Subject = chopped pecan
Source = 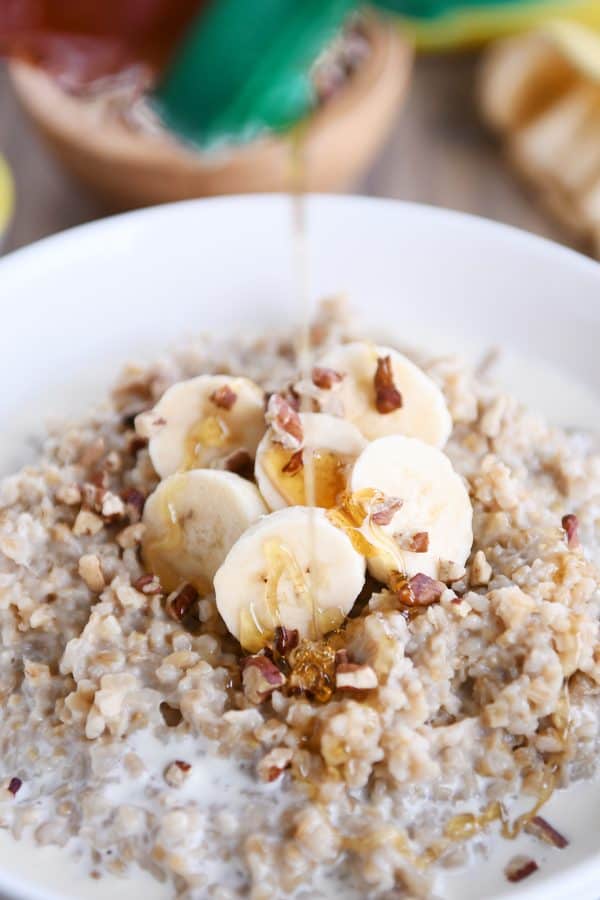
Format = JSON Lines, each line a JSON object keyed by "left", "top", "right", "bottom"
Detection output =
{"left": 524, "top": 816, "right": 569, "bottom": 849}
{"left": 7, "top": 777, "right": 21, "bottom": 796}
{"left": 334, "top": 648, "right": 350, "bottom": 667}
{"left": 164, "top": 760, "right": 191, "bottom": 787}
{"left": 241, "top": 655, "right": 286, "bottom": 704}
{"left": 127, "top": 435, "right": 148, "bottom": 455}
{"left": 562, "top": 513, "right": 579, "bottom": 549}
{"left": 470, "top": 549, "right": 492, "bottom": 586}
{"left": 210, "top": 384, "right": 237, "bottom": 410}
{"left": 392, "top": 572, "right": 444, "bottom": 607}
{"left": 274, "top": 626, "right": 299, "bottom": 656}
{"left": 78, "top": 554, "right": 105, "bottom": 593}
{"left": 282, "top": 450, "right": 303, "bottom": 475}
{"left": 505, "top": 856, "right": 538, "bottom": 883}
{"left": 121, "top": 487, "right": 146, "bottom": 522}
{"left": 174, "top": 759, "right": 191, "bottom": 772}
{"left": 266, "top": 394, "right": 303, "bottom": 448}
{"left": 374, "top": 356, "right": 403, "bottom": 414}
{"left": 395, "top": 531, "right": 429, "bottom": 552}
{"left": 312, "top": 366, "right": 343, "bottom": 389}
{"left": 133, "top": 573, "right": 163, "bottom": 595}
{"left": 222, "top": 449, "right": 254, "bottom": 480}
{"left": 335, "top": 663, "right": 378, "bottom": 692}
{"left": 258, "top": 747, "right": 293, "bottom": 782}
{"left": 160, "top": 701, "right": 183, "bottom": 727}
{"left": 100, "top": 491, "right": 126, "bottom": 519}
{"left": 73, "top": 510, "right": 104, "bottom": 537}
{"left": 371, "top": 496, "right": 403, "bottom": 526}
{"left": 166, "top": 584, "right": 198, "bottom": 622}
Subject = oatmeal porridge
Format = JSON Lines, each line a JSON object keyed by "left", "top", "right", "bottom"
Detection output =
{"left": 1, "top": 298, "right": 599, "bottom": 900}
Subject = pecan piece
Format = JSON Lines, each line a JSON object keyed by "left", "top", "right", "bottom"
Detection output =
{"left": 121, "top": 487, "right": 146, "bottom": 521}
{"left": 274, "top": 626, "right": 299, "bottom": 656}
{"left": 505, "top": 856, "right": 538, "bottom": 883}
{"left": 562, "top": 513, "right": 579, "bottom": 549}
{"left": 166, "top": 584, "right": 198, "bottom": 622}
{"left": 524, "top": 816, "right": 569, "bottom": 849}
{"left": 312, "top": 366, "right": 343, "bottom": 389}
{"left": 395, "top": 531, "right": 429, "bottom": 552}
{"left": 160, "top": 701, "right": 183, "bottom": 727}
{"left": 371, "top": 496, "right": 403, "bottom": 526}
{"left": 241, "top": 655, "right": 286, "bottom": 704}
{"left": 392, "top": 572, "right": 444, "bottom": 606}
{"left": 282, "top": 450, "right": 303, "bottom": 475}
{"left": 266, "top": 394, "right": 303, "bottom": 448}
{"left": 335, "top": 663, "right": 378, "bottom": 692}
{"left": 258, "top": 747, "right": 294, "bottom": 782}
{"left": 134, "top": 573, "right": 163, "bottom": 595}
{"left": 374, "top": 356, "right": 403, "bottom": 414}
{"left": 210, "top": 385, "right": 237, "bottom": 410}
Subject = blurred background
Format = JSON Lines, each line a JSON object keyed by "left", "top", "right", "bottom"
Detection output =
{"left": 1, "top": 0, "right": 600, "bottom": 255}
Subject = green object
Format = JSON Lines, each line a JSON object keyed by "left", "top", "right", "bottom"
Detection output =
{"left": 154, "top": 0, "right": 358, "bottom": 149}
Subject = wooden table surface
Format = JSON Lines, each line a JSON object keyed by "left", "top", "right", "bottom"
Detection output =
{"left": 0, "top": 53, "right": 576, "bottom": 255}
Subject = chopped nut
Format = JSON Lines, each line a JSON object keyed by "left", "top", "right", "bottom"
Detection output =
{"left": 55, "top": 484, "right": 82, "bottom": 506}
{"left": 395, "top": 531, "right": 429, "bottom": 552}
{"left": 391, "top": 572, "right": 444, "bottom": 606}
{"left": 371, "top": 496, "right": 403, "bottom": 526}
{"left": 524, "top": 816, "right": 569, "bottom": 849}
{"left": 81, "top": 482, "right": 104, "bottom": 511}
{"left": 274, "top": 626, "right": 299, "bottom": 656}
{"left": 73, "top": 510, "right": 104, "bottom": 537}
{"left": 100, "top": 492, "right": 126, "bottom": 519}
{"left": 335, "top": 663, "right": 378, "bottom": 692}
{"left": 222, "top": 449, "right": 254, "bottom": 480}
{"left": 334, "top": 649, "right": 350, "bottom": 667}
{"left": 164, "top": 760, "right": 191, "bottom": 787}
{"left": 210, "top": 384, "right": 237, "bottom": 410}
{"left": 116, "top": 522, "right": 145, "bottom": 549}
{"left": 133, "top": 573, "right": 163, "bottom": 595}
{"left": 78, "top": 554, "right": 105, "bottom": 593}
{"left": 241, "top": 655, "right": 286, "bottom": 704}
{"left": 257, "top": 747, "right": 293, "bottom": 782}
{"left": 562, "top": 513, "right": 579, "bottom": 549}
{"left": 7, "top": 777, "right": 21, "bottom": 796}
{"left": 312, "top": 366, "right": 343, "bottom": 389}
{"left": 282, "top": 450, "right": 303, "bottom": 475}
{"left": 127, "top": 435, "right": 148, "bottom": 455}
{"left": 120, "top": 487, "right": 146, "bottom": 522}
{"left": 166, "top": 584, "right": 198, "bottom": 622}
{"left": 159, "top": 701, "right": 183, "bottom": 728}
{"left": 505, "top": 855, "right": 538, "bottom": 883}
{"left": 266, "top": 394, "right": 303, "bottom": 449}
{"left": 438, "top": 559, "right": 466, "bottom": 582}
{"left": 470, "top": 549, "right": 492, "bottom": 587}
{"left": 374, "top": 356, "right": 403, "bottom": 414}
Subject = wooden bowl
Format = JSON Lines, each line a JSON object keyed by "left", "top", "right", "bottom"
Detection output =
{"left": 9, "top": 17, "right": 412, "bottom": 210}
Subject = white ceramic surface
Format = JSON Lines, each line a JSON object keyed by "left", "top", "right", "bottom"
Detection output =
{"left": 0, "top": 195, "right": 599, "bottom": 900}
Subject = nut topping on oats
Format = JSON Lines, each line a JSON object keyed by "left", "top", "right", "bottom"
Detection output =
{"left": 351, "top": 435, "right": 473, "bottom": 585}
{"left": 142, "top": 469, "right": 267, "bottom": 592}
{"left": 214, "top": 507, "right": 365, "bottom": 651}
{"left": 255, "top": 412, "right": 366, "bottom": 511}
{"left": 316, "top": 341, "right": 452, "bottom": 445}
{"left": 136, "top": 374, "right": 265, "bottom": 477}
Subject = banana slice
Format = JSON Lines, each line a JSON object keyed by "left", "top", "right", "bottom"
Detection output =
{"left": 254, "top": 412, "right": 366, "bottom": 511}
{"left": 345, "top": 435, "right": 472, "bottom": 585}
{"left": 315, "top": 342, "right": 452, "bottom": 447}
{"left": 136, "top": 375, "right": 266, "bottom": 478}
{"left": 142, "top": 469, "right": 267, "bottom": 593}
{"left": 214, "top": 507, "right": 366, "bottom": 652}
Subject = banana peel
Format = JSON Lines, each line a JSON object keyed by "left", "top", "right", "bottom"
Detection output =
{"left": 480, "top": 21, "right": 600, "bottom": 255}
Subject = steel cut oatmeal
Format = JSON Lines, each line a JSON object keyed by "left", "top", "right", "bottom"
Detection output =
{"left": 0, "top": 299, "right": 599, "bottom": 899}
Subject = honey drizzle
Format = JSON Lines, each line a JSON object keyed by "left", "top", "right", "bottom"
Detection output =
{"left": 262, "top": 444, "right": 351, "bottom": 508}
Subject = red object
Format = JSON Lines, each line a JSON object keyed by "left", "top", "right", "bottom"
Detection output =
{"left": 0, "top": 0, "right": 204, "bottom": 88}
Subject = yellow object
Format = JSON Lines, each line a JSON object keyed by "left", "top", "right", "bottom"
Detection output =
{"left": 0, "top": 155, "right": 14, "bottom": 240}
{"left": 397, "top": 0, "right": 600, "bottom": 51}
{"left": 542, "top": 19, "right": 600, "bottom": 81}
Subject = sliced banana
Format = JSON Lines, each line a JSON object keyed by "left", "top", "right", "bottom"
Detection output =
{"left": 142, "top": 469, "right": 267, "bottom": 594}
{"left": 214, "top": 507, "right": 366, "bottom": 652}
{"left": 136, "top": 375, "right": 266, "bottom": 478}
{"left": 255, "top": 412, "right": 366, "bottom": 511}
{"left": 347, "top": 435, "right": 472, "bottom": 585}
{"left": 315, "top": 342, "right": 452, "bottom": 447}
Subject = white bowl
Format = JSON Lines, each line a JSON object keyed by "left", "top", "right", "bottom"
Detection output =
{"left": 0, "top": 195, "right": 599, "bottom": 900}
